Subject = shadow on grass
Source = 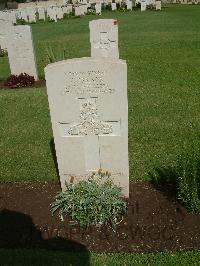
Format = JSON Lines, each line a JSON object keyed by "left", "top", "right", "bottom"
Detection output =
{"left": 0, "top": 209, "right": 90, "bottom": 265}
{"left": 49, "top": 138, "right": 60, "bottom": 184}
{"left": 149, "top": 166, "right": 179, "bottom": 202}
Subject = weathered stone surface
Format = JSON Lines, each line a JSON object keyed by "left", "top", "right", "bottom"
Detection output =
{"left": 89, "top": 19, "right": 119, "bottom": 59}
{"left": 45, "top": 57, "right": 129, "bottom": 197}
{"left": 7, "top": 25, "right": 38, "bottom": 80}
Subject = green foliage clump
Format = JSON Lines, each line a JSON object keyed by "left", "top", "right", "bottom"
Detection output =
{"left": 51, "top": 170, "right": 127, "bottom": 229}
{"left": 151, "top": 142, "right": 200, "bottom": 213}
{"left": 177, "top": 143, "right": 200, "bottom": 213}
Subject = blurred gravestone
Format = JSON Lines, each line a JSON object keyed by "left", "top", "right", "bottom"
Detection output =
{"left": 89, "top": 19, "right": 119, "bottom": 59}
{"left": 95, "top": 3, "right": 101, "bottom": 14}
{"left": 156, "top": 0, "right": 161, "bottom": 10}
{"left": 0, "top": 19, "right": 12, "bottom": 50}
{"left": 38, "top": 7, "right": 46, "bottom": 21}
{"left": 7, "top": 25, "right": 38, "bottom": 80}
{"left": 111, "top": 2, "right": 117, "bottom": 10}
{"left": 141, "top": 0, "right": 147, "bottom": 11}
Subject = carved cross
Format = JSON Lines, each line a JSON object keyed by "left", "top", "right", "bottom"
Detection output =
{"left": 94, "top": 32, "right": 117, "bottom": 57}
{"left": 59, "top": 97, "right": 120, "bottom": 171}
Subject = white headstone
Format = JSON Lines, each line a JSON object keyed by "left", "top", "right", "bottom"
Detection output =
{"left": 7, "top": 25, "right": 38, "bottom": 80}
{"left": 155, "top": 0, "right": 161, "bottom": 10}
{"left": 0, "top": 19, "right": 12, "bottom": 49}
{"left": 95, "top": 3, "right": 102, "bottom": 14}
{"left": 15, "top": 9, "right": 22, "bottom": 20}
{"left": 75, "top": 5, "right": 85, "bottom": 16}
{"left": 81, "top": 4, "right": 88, "bottom": 14}
{"left": 127, "top": 0, "right": 133, "bottom": 10}
{"left": 21, "top": 9, "right": 29, "bottom": 22}
{"left": 38, "top": 7, "right": 46, "bottom": 20}
{"left": 141, "top": 0, "right": 146, "bottom": 11}
{"left": 27, "top": 7, "right": 36, "bottom": 23}
{"left": 111, "top": 2, "right": 117, "bottom": 10}
{"left": 66, "top": 5, "right": 73, "bottom": 13}
{"left": 45, "top": 57, "right": 129, "bottom": 197}
{"left": 56, "top": 6, "right": 63, "bottom": 19}
{"left": 47, "top": 6, "right": 57, "bottom": 22}
{"left": 62, "top": 6, "right": 68, "bottom": 14}
{"left": 89, "top": 19, "right": 119, "bottom": 59}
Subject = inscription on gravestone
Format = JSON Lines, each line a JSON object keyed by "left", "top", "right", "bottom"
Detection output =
{"left": 89, "top": 19, "right": 119, "bottom": 59}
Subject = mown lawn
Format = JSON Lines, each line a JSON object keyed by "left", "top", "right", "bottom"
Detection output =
{"left": 0, "top": 249, "right": 200, "bottom": 265}
{"left": 1, "top": 5, "right": 200, "bottom": 183}
{"left": 0, "top": 5, "right": 200, "bottom": 263}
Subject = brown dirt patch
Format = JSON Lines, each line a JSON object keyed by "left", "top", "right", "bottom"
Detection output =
{"left": 0, "top": 181, "right": 200, "bottom": 252}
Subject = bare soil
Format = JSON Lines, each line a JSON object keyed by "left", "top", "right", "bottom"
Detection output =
{"left": 0, "top": 181, "right": 200, "bottom": 252}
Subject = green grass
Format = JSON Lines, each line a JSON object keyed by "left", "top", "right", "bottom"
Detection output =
{"left": 1, "top": 5, "right": 200, "bottom": 182}
{"left": 0, "top": 5, "right": 200, "bottom": 263}
{"left": 0, "top": 249, "right": 200, "bottom": 265}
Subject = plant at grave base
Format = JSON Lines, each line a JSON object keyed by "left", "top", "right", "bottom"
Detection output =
{"left": 51, "top": 170, "right": 127, "bottom": 230}
{"left": 0, "top": 48, "right": 8, "bottom": 57}
{"left": 4, "top": 73, "right": 35, "bottom": 88}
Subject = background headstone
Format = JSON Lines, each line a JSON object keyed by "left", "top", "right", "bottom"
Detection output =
{"left": 47, "top": 7, "right": 57, "bottom": 22}
{"left": 75, "top": 5, "right": 85, "bottom": 16}
{"left": 156, "top": 0, "right": 161, "bottom": 10}
{"left": 21, "top": 9, "right": 29, "bottom": 22}
{"left": 89, "top": 19, "right": 119, "bottom": 59}
{"left": 141, "top": 0, "right": 146, "bottom": 11}
{"left": 95, "top": 3, "right": 102, "bottom": 14}
{"left": 127, "top": 1, "right": 133, "bottom": 10}
{"left": 56, "top": 6, "right": 63, "bottom": 19}
{"left": 45, "top": 57, "right": 129, "bottom": 197}
{"left": 7, "top": 25, "right": 38, "bottom": 80}
{"left": 111, "top": 2, "right": 117, "bottom": 10}
{"left": 38, "top": 7, "right": 46, "bottom": 20}
{"left": 0, "top": 19, "right": 12, "bottom": 50}
{"left": 66, "top": 5, "right": 73, "bottom": 13}
{"left": 27, "top": 7, "right": 36, "bottom": 23}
